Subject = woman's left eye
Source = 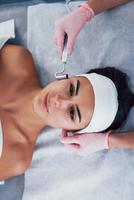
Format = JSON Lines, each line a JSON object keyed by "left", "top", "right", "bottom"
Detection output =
{"left": 69, "top": 83, "right": 75, "bottom": 96}
{"left": 70, "top": 106, "right": 75, "bottom": 121}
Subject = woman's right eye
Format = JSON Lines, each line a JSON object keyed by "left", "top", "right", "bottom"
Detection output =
{"left": 69, "top": 83, "right": 75, "bottom": 96}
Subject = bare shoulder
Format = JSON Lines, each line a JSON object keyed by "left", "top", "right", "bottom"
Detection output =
{"left": 0, "top": 44, "right": 38, "bottom": 79}
{"left": 0, "top": 139, "right": 34, "bottom": 180}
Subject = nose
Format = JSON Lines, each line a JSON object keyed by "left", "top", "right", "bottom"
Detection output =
{"left": 54, "top": 94, "right": 71, "bottom": 109}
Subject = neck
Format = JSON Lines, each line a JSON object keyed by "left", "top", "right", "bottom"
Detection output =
{"left": 1, "top": 87, "right": 48, "bottom": 141}
{"left": 20, "top": 88, "right": 48, "bottom": 136}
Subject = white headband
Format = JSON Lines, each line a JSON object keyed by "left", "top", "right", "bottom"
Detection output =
{"left": 77, "top": 73, "right": 118, "bottom": 133}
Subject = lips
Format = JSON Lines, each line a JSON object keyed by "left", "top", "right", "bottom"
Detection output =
{"left": 44, "top": 93, "right": 49, "bottom": 113}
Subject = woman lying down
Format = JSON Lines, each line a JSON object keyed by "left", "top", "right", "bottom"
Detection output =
{"left": 0, "top": 44, "right": 134, "bottom": 181}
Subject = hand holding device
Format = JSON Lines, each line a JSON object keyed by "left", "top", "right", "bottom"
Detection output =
{"left": 54, "top": 3, "right": 94, "bottom": 57}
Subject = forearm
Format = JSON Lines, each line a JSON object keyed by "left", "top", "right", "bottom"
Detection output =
{"left": 88, "top": 0, "right": 131, "bottom": 15}
{"left": 108, "top": 131, "right": 134, "bottom": 149}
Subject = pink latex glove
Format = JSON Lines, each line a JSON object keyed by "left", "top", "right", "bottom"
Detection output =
{"left": 54, "top": 3, "right": 94, "bottom": 57}
{"left": 60, "top": 129, "right": 111, "bottom": 156}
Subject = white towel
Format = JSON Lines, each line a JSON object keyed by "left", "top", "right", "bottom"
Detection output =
{"left": 0, "top": 19, "right": 15, "bottom": 48}
{"left": 23, "top": 2, "right": 134, "bottom": 200}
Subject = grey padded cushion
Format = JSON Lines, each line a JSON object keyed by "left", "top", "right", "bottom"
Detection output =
{"left": 0, "top": 175, "right": 25, "bottom": 200}
{"left": 0, "top": 1, "right": 32, "bottom": 46}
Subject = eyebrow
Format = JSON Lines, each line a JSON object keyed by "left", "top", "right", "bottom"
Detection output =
{"left": 75, "top": 79, "right": 81, "bottom": 123}
{"left": 75, "top": 80, "right": 80, "bottom": 95}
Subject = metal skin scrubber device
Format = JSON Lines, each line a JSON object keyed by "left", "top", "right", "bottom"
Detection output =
{"left": 55, "top": 34, "right": 69, "bottom": 80}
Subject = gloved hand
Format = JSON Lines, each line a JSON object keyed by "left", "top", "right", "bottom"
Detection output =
{"left": 54, "top": 3, "right": 94, "bottom": 57}
{"left": 60, "top": 129, "right": 111, "bottom": 156}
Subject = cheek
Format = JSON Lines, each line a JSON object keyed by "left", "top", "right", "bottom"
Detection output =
{"left": 47, "top": 110, "right": 68, "bottom": 128}
{"left": 47, "top": 112, "right": 83, "bottom": 130}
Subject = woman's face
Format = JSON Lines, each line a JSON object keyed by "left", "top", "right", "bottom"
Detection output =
{"left": 34, "top": 76, "right": 94, "bottom": 131}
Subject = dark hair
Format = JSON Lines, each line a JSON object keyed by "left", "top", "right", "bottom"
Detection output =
{"left": 87, "top": 67, "right": 134, "bottom": 131}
